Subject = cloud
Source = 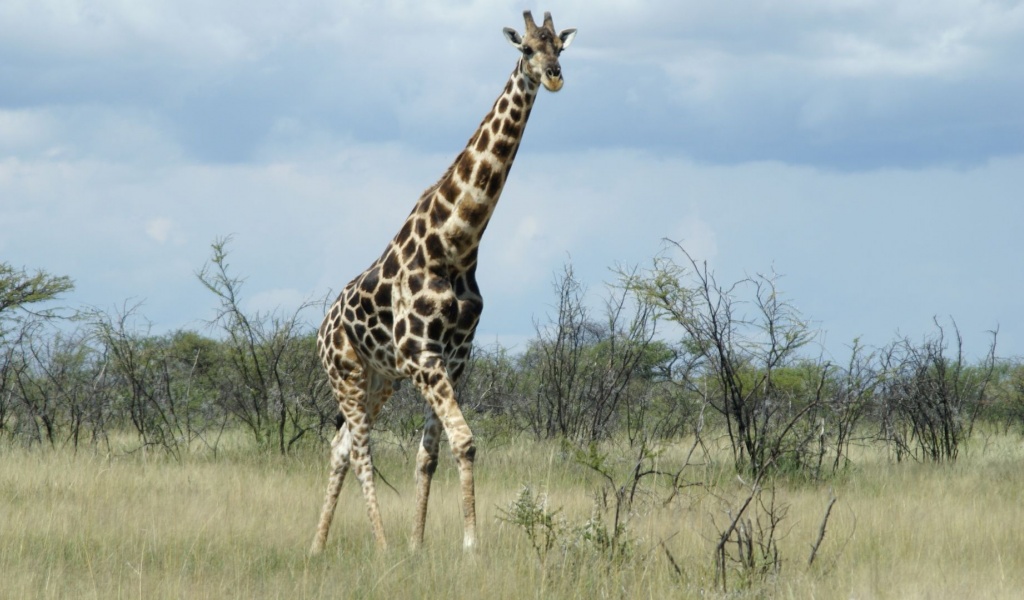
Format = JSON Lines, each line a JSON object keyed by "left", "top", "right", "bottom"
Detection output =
{"left": 3, "top": 132, "right": 1022, "bottom": 356}
{"left": 557, "top": 0, "right": 1024, "bottom": 167}
{"left": 674, "top": 214, "right": 718, "bottom": 263}
{"left": 2, "top": 2, "right": 1023, "bottom": 359}
{"left": 145, "top": 218, "right": 176, "bottom": 244}
{"left": 0, "top": 109, "right": 57, "bottom": 154}
{"left": 4, "top": 1, "right": 1023, "bottom": 167}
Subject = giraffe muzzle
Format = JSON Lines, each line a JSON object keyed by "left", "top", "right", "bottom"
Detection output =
{"left": 542, "top": 65, "right": 564, "bottom": 92}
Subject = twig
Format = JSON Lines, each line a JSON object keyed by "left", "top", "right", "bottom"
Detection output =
{"left": 808, "top": 492, "right": 837, "bottom": 566}
{"left": 714, "top": 481, "right": 759, "bottom": 591}
{"left": 374, "top": 465, "right": 400, "bottom": 496}
{"left": 660, "top": 539, "right": 683, "bottom": 578}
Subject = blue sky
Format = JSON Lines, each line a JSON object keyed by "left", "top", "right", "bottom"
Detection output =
{"left": 2, "top": 0, "right": 1022, "bottom": 360}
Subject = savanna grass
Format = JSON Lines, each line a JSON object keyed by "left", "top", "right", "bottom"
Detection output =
{"left": 2, "top": 431, "right": 1023, "bottom": 599}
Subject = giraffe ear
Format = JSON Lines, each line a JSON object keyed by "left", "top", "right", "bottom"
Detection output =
{"left": 503, "top": 27, "right": 523, "bottom": 49}
{"left": 559, "top": 29, "right": 577, "bottom": 50}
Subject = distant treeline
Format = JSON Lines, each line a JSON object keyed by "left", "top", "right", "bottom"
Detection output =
{"left": 2, "top": 241, "right": 1022, "bottom": 477}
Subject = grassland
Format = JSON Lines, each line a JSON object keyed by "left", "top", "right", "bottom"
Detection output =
{"left": 2, "top": 432, "right": 1023, "bottom": 599}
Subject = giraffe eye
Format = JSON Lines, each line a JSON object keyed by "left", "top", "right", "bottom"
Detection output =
{"left": 522, "top": 46, "right": 534, "bottom": 57}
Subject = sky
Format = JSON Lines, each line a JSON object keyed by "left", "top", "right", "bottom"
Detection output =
{"left": 2, "top": 0, "right": 1023, "bottom": 361}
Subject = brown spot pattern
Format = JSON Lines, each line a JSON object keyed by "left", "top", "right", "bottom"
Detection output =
{"left": 312, "top": 11, "right": 569, "bottom": 557}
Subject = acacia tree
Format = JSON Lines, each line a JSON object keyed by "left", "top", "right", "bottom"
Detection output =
{"left": 627, "top": 242, "right": 827, "bottom": 477}
{"left": 197, "top": 237, "right": 329, "bottom": 453}
{"left": 522, "top": 264, "right": 662, "bottom": 442}
{"left": 0, "top": 263, "right": 74, "bottom": 328}
{"left": 0, "top": 263, "right": 75, "bottom": 440}
{"left": 821, "top": 339, "right": 879, "bottom": 474}
{"left": 88, "top": 304, "right": 210, "bottom": 457}
{"left": 996, "top": 361, "right": 1024, "bottom": 434}
{"left": 14, "top": 325, "right": 100, "bottom": 448}
{"left": 877, "top": 319, "right": 997, "bottom": 462}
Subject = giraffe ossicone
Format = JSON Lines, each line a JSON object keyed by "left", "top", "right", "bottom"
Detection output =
{"left": 310, "top": 10, "right": 577, "bottom": 555}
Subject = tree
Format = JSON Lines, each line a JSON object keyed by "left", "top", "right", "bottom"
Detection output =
{"left": 876, "top": 319, "right": 997, "bottom": 462}
{"left": 0, "top": 263, "right": 74, "bottom": 329}
{"left": 522, "top": 263, "right": 664, "bottom": 442}
{"left": 627, "top": 242, "right": 828, "bottom": 477}
{"left": 197, "top": 237, "right": 328, "bottom": 453}
{"left": 0, "top": 263, "right": 75, "bottom": 440}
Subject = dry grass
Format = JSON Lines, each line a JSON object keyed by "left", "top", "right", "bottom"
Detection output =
{"left": 2, "top": 432, "right": 1023, "bottom": 599}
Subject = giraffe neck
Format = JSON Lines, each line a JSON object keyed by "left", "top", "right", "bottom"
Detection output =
{"left": 414, "top": 59, "right": 540, "bottom": 268}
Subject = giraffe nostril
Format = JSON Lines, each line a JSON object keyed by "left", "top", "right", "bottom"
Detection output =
{"left": 546, "top": 65, "right": 561, "bottom": 78}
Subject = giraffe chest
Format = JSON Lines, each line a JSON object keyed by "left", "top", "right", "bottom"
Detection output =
{"left": 331, "top": 262, "right": 483, "bottom": 377}
{"left": 392, "top": 268, "right": 484, "bottom": 355}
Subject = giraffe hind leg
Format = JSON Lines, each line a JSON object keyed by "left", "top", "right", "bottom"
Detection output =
{"left": 411, "top": 410, "right": 442, "bottom": 550}
{"left": 345, "top": 403, "right": 388, "bottom": 549}
{"left": 311, "top": 420, "right": 354, "bottom": 555}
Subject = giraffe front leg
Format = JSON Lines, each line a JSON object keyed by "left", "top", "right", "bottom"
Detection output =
{"left": 412, "top": 365, "right": 477, "bottom": 551}
{"left": 454, "top": 423, "right": 478, "bottom": 551}
{"left": 411, "top": 411, "right": 442, "bottom": 550}
{"left": 311, "top": 419, "right": 353, "bottom": 555}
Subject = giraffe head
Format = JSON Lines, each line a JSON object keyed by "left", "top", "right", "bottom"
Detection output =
{"left": 502, "top": 10, "right": 576, "bottom": 92}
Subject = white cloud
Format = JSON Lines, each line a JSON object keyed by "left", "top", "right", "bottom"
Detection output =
{"left": 674, "top": 214, "right": 718, "bottom": 263}
{"left": 3, "top": 138, "right": 1022, "bottom": 357}
{"left": 5, "top": 1, "right": 1022, "bottom": 166}
{"left": 0, "top": 109, "right": 56, "bottom": 153}
{"left": 145, "top": 218, "right": 176, "bottom": 244}
{"left": 0, "top": 0, "right": 325, "bottom": 65}
{"left": 2, "top": 1, "right": 1023, "bottom": 360}
{"left": 810, "top": 28, "right": 979, "bottom": 78}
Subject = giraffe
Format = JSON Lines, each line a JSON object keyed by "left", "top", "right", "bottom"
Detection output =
{"left": 310, "top": 10, "right": 577, "bottom": 555}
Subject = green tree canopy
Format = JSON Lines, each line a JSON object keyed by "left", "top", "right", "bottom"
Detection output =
{"left": 0, "top": 262, "right": 74, "bottom": 328}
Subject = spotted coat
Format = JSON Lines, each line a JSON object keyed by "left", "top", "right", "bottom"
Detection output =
{"left": 311, "top": 10, "right": 577, "bottom": 555}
